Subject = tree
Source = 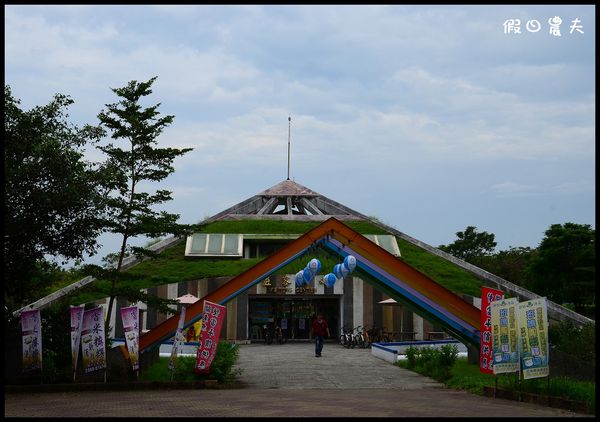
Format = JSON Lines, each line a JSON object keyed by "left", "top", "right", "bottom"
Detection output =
{"left": 439, "top": 226, "right": 497, "bottom": 263}
{"left": 472, "top": 246, "right": 534, "bottom": 286}
{"left": 524, "top": 223, "right": 595, "bottom": 313}
{"left": 94, "top": 76, "right": 193, "bottom": 331}
{"left": 4, "top": 86, "right": 107, "bottom": 311}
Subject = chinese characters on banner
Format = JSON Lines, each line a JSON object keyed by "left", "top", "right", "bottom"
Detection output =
{"left": 169, "top": 307, "right": 187, "bottom": 371}
{"left": 20, "top": 309, "right": 42, "bottom": 372}
{"left": 480, "top": 287, "right": 504, "bottom": 374}
{"left": 518, "top": 298, "right": 549, "bottom": 380}
{"left": 490, "top": 298, "right": 520, "bottom": 374}
{"left": 70, "top": 305, "right": 85, "bottom": 375}
{"left": 81, "top": 307, "right": 106, "bottom": 374}
{"left": 195, "top": 300, "right": 226, "bottom": 374}
{"left": 120, "top": 306, "right": 140, "bottom": 371}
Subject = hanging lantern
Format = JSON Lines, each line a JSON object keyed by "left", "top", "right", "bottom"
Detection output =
{"left": 340, "top": 264, "right": 349, "bottom": 278}
{"left": 308, "top": 258, "right": 321, "bottom": 276}
{"left": 343, "top": 255, "right": 357, "bottom": 273}
{"left": 333, "top": 263, "right": 343, "bottom": 279}
{"left": 302, "top": 267, "right": 313, "bottom": 285}
{"left": 295, "top": 270, "right": 304, "bottom": 287}
{"left": 323, "top": 273, "right": 337, "bottom": 287}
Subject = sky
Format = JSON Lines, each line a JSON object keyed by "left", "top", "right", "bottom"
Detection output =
{"left": 4, "top": 5, "right": 596, "bottom": 267}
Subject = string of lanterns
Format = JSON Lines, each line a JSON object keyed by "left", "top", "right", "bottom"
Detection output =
{"left": 295, "top": 255, "right": 357, "bottom": 288}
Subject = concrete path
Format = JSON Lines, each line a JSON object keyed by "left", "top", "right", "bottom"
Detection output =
{"left": 4, "top": 342, "right": 592, "bottom": 417}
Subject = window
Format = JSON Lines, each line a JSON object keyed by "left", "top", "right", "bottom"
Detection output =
{"left": 364, "top": 234, "right": 402, "bottom": 256}
{"left": 185, "top": 234, "right": 243, "bottom": 257}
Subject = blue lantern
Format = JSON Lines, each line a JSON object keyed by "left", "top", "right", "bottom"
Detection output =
{"left": 323, "top": 273, "right": 337, "bottom": 287}
{"left": 340, "top": 264, "right": 349, "bottom": 278}
{"left": 303, "top": 267, "right": 313, "bottom": 285}
{"left": 343, "top": 255, "right": 357, "bottom": 273}
{"left": 295, "top": 270, "right": 304, "bottom": 287}
{"left": 308, "top": 258, "right": 321, "bottom": 276}
{"left": 333, "top": 264, "right": 343, "bottom": 279}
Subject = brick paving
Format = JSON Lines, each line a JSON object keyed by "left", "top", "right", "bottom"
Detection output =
{"left": 4, "top": 342, "right": 591, "bottom": 417}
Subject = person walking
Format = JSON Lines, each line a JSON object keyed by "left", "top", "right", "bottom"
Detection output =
{"left": 312, "top": 313, "right": 330, "bottom": 357}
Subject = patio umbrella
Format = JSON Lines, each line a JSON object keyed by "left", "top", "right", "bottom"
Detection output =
{"left": 176, "top": 293, "right": 199, "bottom": 304}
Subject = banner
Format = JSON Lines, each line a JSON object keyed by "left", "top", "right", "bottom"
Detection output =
{"left": 169, "top": 307, "right": 187, "bottom": 371}
{"left": 480, "top": 287, "right": 504, "bottom": 374}
{"left": 490, "top": 298, "right": 520, "bottom": 374}
{"left": 70, "top": 305, "right": 85, "bottom": 374}
{"left": 81, "top": 307, "right": 107, "bottom": 374}
{"left": 518, "top": 298, "right": 550, "bottom": 379}
{"left": 195, "top": 300, "right": 226, "bottom": 374}
{"left": 120, "top": 306, "right": 140, "bottom": 371}
{"left": 20, "top": 309, "right": 42, "bottom": 372}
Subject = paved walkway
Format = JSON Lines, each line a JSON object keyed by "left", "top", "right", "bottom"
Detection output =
{"left": 4, "top": 342, "right": 591, "bottom": 417}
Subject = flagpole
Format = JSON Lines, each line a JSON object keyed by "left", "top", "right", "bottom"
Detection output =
{"left": 287, "top": 115, "right": 291, "bottom": 180}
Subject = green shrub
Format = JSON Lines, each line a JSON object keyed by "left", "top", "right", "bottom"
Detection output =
{"left": 400, "top": 344, "right": 459, "bottom": 382}
{"left": 141, "top": 341, "right": 242, "bottom": 384}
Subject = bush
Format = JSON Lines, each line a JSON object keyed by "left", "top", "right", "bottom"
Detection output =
{"left": 401, "top": 344, "right": 459, "bottom": 382}
{"left": 548, "top": 320, "right": 595, "bottom": 362}
{"left": 141, "top": 341, "right": 242, "bottom": 384}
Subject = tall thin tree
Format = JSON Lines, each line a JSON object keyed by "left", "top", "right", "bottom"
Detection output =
{"left": 96, "top": 76, "right": 193, "bottom": 332}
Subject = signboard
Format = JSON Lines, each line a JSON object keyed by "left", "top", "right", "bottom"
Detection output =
{"left": 490, "top": 298, "right": 520, "bottom": 374}
{"left": 20, "top": 309, "right": 42, "bottom": 372}
{"left": 195, "top": 300, "right": 226, "bottom": 374}
{"left": 120, "top": 306, "right": 140, "bottom": 371}
{"left": 518, "top": 298, "right": 550, "bottom": 379}
{"left": 81, "top": 307, "right": 107, "bottom": 374}
{"left": 480, "top": 287, "right": 504, "bottom": 373}
{"left": 70, "top": 305, "right": 85, "bottom": 375}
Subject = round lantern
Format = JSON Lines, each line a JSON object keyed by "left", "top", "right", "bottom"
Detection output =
{"left": 295, "top": 270, "right": 304, "bottom": 287}
{"left": 340, "top": 264, "right": 349, "bottom": 278}
{"left": 333, "top": 263, "right": 343, "bottom": 279}
{"left": 308, "top": 258, "right": 321, "bottom": 276}
{"left": 343, "top": 255, "right": 357, "bottom": 273}
{"left": 303, "top": 267, "right": 313, "bottom": 285}
{"left": 323, "top": 273, "right": 337, "bottom": 287}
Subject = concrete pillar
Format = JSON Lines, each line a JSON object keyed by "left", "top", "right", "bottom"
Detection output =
{"left": 413, "top": 313, "right": 424, "bottom": 340}
{"left": 352, "top": 277, "right": 363, "bottom": 329}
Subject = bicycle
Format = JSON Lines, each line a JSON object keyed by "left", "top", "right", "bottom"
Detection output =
{"left": 274, "top": 325, "right": 287, "bottom": 344}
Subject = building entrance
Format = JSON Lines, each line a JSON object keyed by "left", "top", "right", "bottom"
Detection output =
{"left": 248, "top": 297, "right": 339, "bottom": 341}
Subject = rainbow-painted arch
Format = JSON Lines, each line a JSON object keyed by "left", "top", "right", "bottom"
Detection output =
{"left": 138, "top": 218, "right": 481, "bottom": 355}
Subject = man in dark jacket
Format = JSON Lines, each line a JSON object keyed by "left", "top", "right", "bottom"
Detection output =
{"left": 311, "top": 313, "right": 330, "bottom": 357}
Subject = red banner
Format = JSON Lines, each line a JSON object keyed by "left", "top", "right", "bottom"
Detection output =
{"left": 480, "top": 287, "right": 504, "bottom": 373}
{"left": 195, "top": 300, "right": 226, "bottom": 374}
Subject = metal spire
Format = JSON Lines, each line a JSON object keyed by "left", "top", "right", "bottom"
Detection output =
{"left": 287, "top": 115, "right": 291, "bottom": 180}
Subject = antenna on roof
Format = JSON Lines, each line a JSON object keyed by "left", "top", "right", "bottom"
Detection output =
{"left": 287, "top": 115, "right": 291, "bottom": 180}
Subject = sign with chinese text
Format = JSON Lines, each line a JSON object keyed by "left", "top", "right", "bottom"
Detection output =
{"left": 120, "top": 306, "right": 140, "bottom": 371}
{"left": 195, "top": 300, "right": 226, "bottom": 374}
{"left": 81, "top": 307, "right": 106, "bottom": 374}
{"left": 21, "top": 309, "right": 42, "bottom": 372}
{"left": 169, "top": 307, "right": 186, "bottom": 371}
{"left": 480, "top": 287, "right": 504, "bottom": 374}
{"left": 490, "top": 298, "right": 520, "bottom": 374}
{"left": 518, "top": 298, "right": 549, "bottom": 379}
{"left": 70, "top": 305, "right": 85, "bottom": 373}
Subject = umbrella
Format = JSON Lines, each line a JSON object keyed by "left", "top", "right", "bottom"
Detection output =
{"left": 176, "top": 293, "right": 199, "bottom": 304}
{"left": 378, "top": 298, "right": 398, "bottom": 305}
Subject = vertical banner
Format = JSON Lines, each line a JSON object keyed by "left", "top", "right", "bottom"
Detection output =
{"left": 70, "top": 305, "right": 85, "bottom": 375}
{"left": 169, "top": 307, "right": 187, "bottom": 371}
{"left": 518, "top": 297, "right": 550, "bottom": 380}
{"left": 20, "top": 310, "right": 42, "bottom": 372}
{"left": 480, "top": 287, "right": 504, "bottom": 373}
{"left": 195, "top": 300, "right": 226, "bottom": 374}
{"left": 81, "top": 307, "right": 107, "bottom": 374}
{"left": 120, "top": 306, "right": 140, "bottom": 371}
{"left": 490, "top": 298, "right": 520, "bottom": 374}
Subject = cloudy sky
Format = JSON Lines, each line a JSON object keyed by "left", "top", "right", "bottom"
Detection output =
{"left": 5, "top": 5, "right": 595, "bottom": 266}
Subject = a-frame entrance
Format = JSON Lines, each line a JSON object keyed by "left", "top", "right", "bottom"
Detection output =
{"left": 139, "top": 218, "right": 481, "bottom": 355}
